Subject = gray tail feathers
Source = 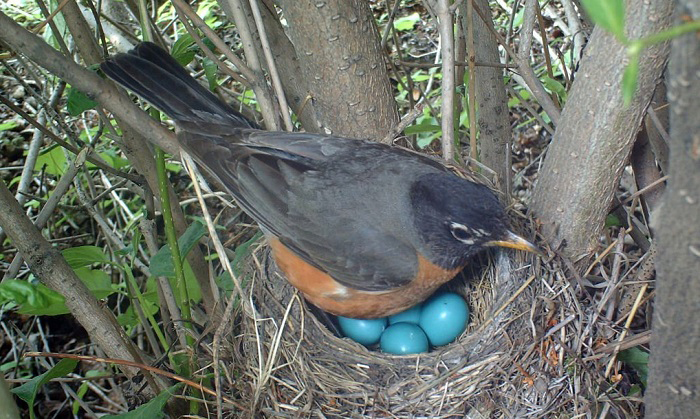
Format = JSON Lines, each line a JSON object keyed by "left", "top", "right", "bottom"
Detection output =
{"left": 100, "top": 42, "right": 258, "bottom": 129}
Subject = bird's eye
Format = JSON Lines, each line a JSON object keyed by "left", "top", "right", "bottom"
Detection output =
{"left": 449, "top": 223, "right": 473, "bottom": 243}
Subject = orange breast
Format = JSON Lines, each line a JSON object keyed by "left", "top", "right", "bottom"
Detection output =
{"left": 268, "top": 237, "right": 461, "bottom": 318}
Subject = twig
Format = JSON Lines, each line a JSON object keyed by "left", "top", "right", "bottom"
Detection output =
{"left": 534, "top": 0, "right": 560, "bottom": 108}
{"left": 381, "top": 103, "right": 425, "bottom": 144}
{"left": 396, "top": 59, "right": 511, "bottom": 69}
{"left": 436, "top": 0, "right": 456, "bottom": 162}
{"left": 34, "top": 0, "right": 71, "bottom": 55}
{"left": 519, "top": 0, "right": 537, "bottom": 63}
{"left": 504, "top": 83, "right": 555, "bottom": 134}
{"left": 248, "top": 0, "right": 293, "bottom": 131}
{"left": 380, "top": 0, "right": 404, "bottom": 49}
{"left": 0, "top": 180, "right": 150, "bottom": 381}
{"left": 0, "top": 95, "right": 140, "bottom": 183}
{"left": 224, "top": 0, "right": 280, "bottom": 130}
{"left": 466, "top": 0, "right": 478, "bottom": 165}
{"left": 14, "top": 81, "right": 65, "bottom": 207}
{"left": 170, "top": 0, "right": 254, "bottom": 83}
{"left": 23, "top": 352, "right": 245, "bottom": 409}
{"left": 183, "top": 155, "right": 251, "bottom": 417}
{"left": 3, "top": 154, "right": 82, "bottom": 280}
{"left": 605, "top": 283, "right": 649, "bottom": 378}
{"left": 558, "top": 0, "right": 586, "bottom": 69}
{"left": 171, "top": 8, "right": 248, "bottom": 90}
{"left": 472, "top": 1, "right": 561, "bottom": 124}
{"left": 0, "top": 12, "right": 180, "bottom": 154}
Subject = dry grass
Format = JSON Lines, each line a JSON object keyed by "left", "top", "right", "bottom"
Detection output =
{"left": 195, "top": 206, "right": 650, "bottom": 418}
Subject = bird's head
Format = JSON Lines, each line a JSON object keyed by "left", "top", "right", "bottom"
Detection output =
{"left": 410, "top": 173, "right": 540, "bottom": 269}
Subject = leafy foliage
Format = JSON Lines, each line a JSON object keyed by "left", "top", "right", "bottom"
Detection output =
{"left": 12, "top": 359, "right": 79, "bottom": 419}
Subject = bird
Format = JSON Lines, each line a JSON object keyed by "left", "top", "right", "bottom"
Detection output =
{"left": 101, "top": 42, "right": 539, "bottom": 319}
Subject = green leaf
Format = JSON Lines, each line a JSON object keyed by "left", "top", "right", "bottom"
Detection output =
{"left": 404, "top": 124, "right": 441, "bottom": 135}
{"left": 0, "top": 279, "right": 69, "bottom": 316}
{"left": 73, "top": 370, "right": 104, "bottom": 415}
{"left": 618, "top": 346, "right": 648, "bottom": 386}
{"left": 622, "top": 52, "right": 640, "bottom": 106}
{"left": 171, "top": 35, "right": 196, "bottom": 66}
{"left": 104, "top": 383, "right": 182, "bottom": 418}
{"left": 118, "top": 295, "right": 159, "bottom": 330}
{"left": 459, "top": 110, "right": 469, "bottom": 129}
{"left": 1, "top": 360, "right": 20, "bottom": 373}
{"left": 542, "top": 76, "right": 568, "bottom": 102}
{"left": 628, "top": 384, "right": 642, "bottom": 396}
{"left": 66, "top": 86, "right": 98, "bottom": 116}
{"left": 150, "top": 221, "right": 207, "bottom": 277}
{"left": 416, "top": 135, "right": 440, "bottom": 149}
{"left": 0, "top": 121, "right": 20, "bottom": 131}
{"left": 35, "top": 146, "right": 67, "bottom": 176}
{"left": 512, "top": 6, "right": 525, "bottom": 27}
{"left": 216, "top": 232, "right": 262, "bottom": 292}
{"left": 12, "top": 358, "right": 79, "bottom": 419}
{"left": 580, "top": 0, "right": 626, "bottom": 42}
{"left": 165, "top": 161, "right": 183, "bottom": 173}
{"left": 412, "top": 72, "right": 434, "bottom": 82}
{"left": 74, "top": 267, "right": 114, "bottom": 299}
{"left": 62, "top": 246, "right": 109, "bottom": 269}
{"left": 393, "top": 12, "right": 420, "bottom": 31}
{"left": 117, "top": 276, "right": 160, "bottom": 331}
{"left": 181, "top": 260, "right": 202, "bottom": 302}
{"left": 42, "top": 1, "right": 67, "bottom": 51}
{"left": 98, "top": 150, "right": 131, "bottom": 171}
{"left": 202, "top": 38, "right": 216, "bottom": 52}
{"left": 202, "top": 57, "right": 219, "bottom": 91}
{"left": 172, "top": 352, "right": 192, "bottom": 377}
{"left": 232, "top": 232, "right": 262, "bottom": 276}
{"left": 605, "top": 213, "right": 623, "bottom": 227}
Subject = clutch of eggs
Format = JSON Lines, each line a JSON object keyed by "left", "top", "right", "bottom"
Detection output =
{"left": 337, "top": 292, "right": 470, "bottom": 354}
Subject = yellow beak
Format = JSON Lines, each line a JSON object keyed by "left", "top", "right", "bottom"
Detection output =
{"left": 485, "top": 231, "right": 542, "bottom": 256}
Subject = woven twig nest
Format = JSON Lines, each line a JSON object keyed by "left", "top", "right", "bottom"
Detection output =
{"left": 221, "top": 217, "right": 574, "bottom": 417}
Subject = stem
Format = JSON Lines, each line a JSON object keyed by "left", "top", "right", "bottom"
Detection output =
{"left": 636, "top": 19, "right": 700, "bottom": 47}
{"left": 155, "top": 147, "right": 193, "bottom": 342}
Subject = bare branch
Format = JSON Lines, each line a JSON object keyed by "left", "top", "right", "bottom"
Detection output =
{"left": 436, "top": 0, "right": 456, "bottom": 162}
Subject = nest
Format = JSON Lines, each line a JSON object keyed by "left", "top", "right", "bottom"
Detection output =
{"left": 215, "top": 216, "right": 645, "bottom": 417}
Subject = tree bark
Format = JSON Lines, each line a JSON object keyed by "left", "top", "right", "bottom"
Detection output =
{"left": 257, "top": 2, "right": 320, "bottom": 130}
{"left": 460, "top": 0, "right": 512, "bottom": 190}
{"left": 276, "top": 0, "right": 399, "bottom": 139}
{"left": 646, "top": 2, "right": 700, "bottom": 416}
{"left": 530, "top": 0, "right": 672, "bottom": 264}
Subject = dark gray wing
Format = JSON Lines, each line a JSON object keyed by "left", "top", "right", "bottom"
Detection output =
{"left": 180, "top": 131, "right": 426, "bottom": 291}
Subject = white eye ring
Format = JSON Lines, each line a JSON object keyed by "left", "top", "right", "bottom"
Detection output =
{"left": 449, "top": 223, "right": 474, "bottom": 244}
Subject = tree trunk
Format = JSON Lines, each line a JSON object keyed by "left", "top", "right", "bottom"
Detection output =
{"left": 646, "top": 2, "right": 700, "bottom": 416}
{"left": 459, "top": 0, "right": 512, "bottom": 190}
{"left": 276, "top": 0, "right": 399, "bottom": 139}
{"left": 530, "top": 0, "right": 672, "bottom": 264}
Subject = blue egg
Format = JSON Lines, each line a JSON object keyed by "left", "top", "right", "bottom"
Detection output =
{"left": 388, "top": 304, "right": 422, "bottom": 325}
{"left": 380, "top": 322, "right": 429, "bottom": 354}
{"left": 419, "top": 292, "right": 469, "bottom": 346}
{"left": 337, "top": 316, "right": 387, "bottom": 346}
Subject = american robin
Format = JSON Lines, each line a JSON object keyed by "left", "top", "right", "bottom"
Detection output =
{"left": 101, "top": 42, "right": 539, "bottom": 319}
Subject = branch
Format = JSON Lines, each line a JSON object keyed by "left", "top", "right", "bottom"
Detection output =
{"left": 436, "top": 0, "right": 456, "bottom": 162}
{"left": 530, "top": 0, "right": 672, "bottom": 263}
{"left": 0, "top": 10, "right": 179, "bottom": 154}
{"left": 0, "top": 180, "right": 150, "bottom": 382}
